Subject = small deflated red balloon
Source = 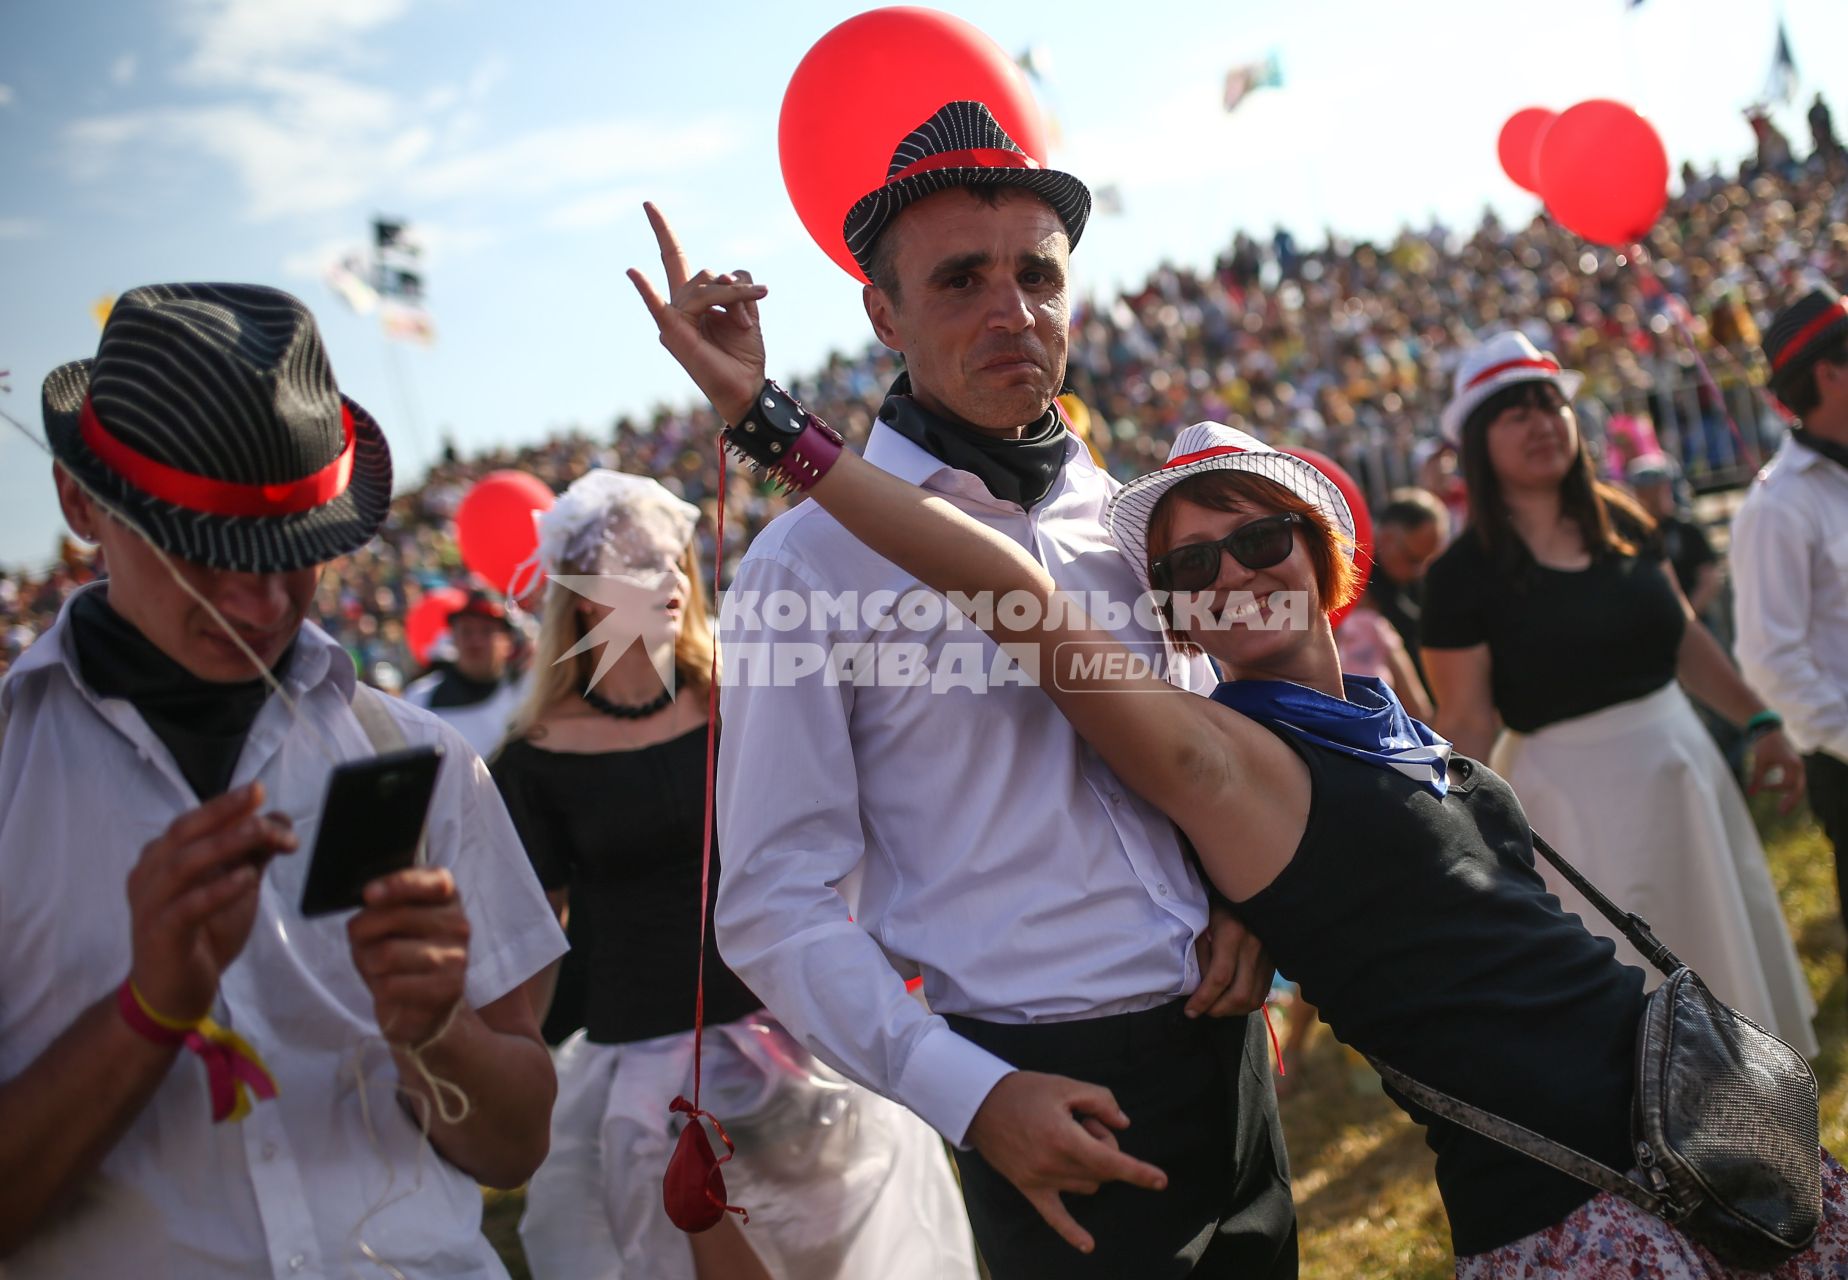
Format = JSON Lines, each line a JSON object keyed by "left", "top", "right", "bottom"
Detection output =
{"left": 779, "top": 7, "right": 1048, "bottom": 281}
{"left": 1536, "top": 99, "right": 1669, "bottom": 246}
{"left": 1282, "top": 447, "right": 1373, "bottom": 629}
{"left": 1497, "top": 107, "right": 1556, "bottom": 194}
{"left": 454, "top": 470, "right": 554, "bottom": 599}
{"left": 406, "top": 586, "right": 468, "bottom": 666}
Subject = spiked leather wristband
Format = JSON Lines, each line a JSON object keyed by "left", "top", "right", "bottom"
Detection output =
{"left": 723, "top": 380, "right": 844, "bottom": 492}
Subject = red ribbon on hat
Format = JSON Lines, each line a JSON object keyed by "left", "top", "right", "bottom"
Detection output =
{"left": 79, "top": 395, "right": 357, "bottom": 518}
{"left": 1162, "top": 444, "right": 1250, "bottom": 469}
{"left": 1463, "top": 357, "right": 1561, "bottom": 391}
{"left": 1771, "top": 299, "right": 1848, "bottom": 372}
{"left": 891, "top": 148, "right": 1041, "bottom": 183}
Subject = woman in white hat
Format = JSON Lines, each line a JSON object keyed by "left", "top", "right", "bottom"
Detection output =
{"left": 1420, "top": 331, "right": 1817, "bottom": 1059}
{"left": 667, "top": 392, "right": 1848, "bottom": 1274}
{"left": 488, "top": 470, "right": 977, "bottom": 1280}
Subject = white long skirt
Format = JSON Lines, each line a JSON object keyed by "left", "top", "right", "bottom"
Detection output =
{"left": 1491, "top": 682, "right": 1818, "bottom": 1058}
{"left": 518, "top": 1014, "right": 979, "bottom": 1280}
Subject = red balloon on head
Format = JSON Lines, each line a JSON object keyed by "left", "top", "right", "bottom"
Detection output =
{"left": 454, "top": 470, "right": 554, "bottom": 599}
{"left": 1536, "top": 99, "right": 1669, "bottom": 246}
{"left": 1281, "top": 447, "right": 1373, "bottom": 629}
{"left": 406, "top": 586, "right": 468, "bottom": 666}
{"left": 1497, "top": 107, "right": 1556, "bottom": 194}
{"left": 780, "top": 7, "right": 1049, "bottom": 281}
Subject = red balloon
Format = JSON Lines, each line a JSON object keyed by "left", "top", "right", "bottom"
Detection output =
{"left": 1497, "top": 107, "right": 1556, "bottom": 194}
{"left": 406, "top": 586, "right": 467, "bottom": 666}
{"left": 455, "top": 470, "right": 554, "bottom": 599}
{"left": 1536, "top": 99, "right": 1669, "bottom": 246}
{"left": 780, "top": 7, "right": 1049, "bottom": 281}
{"left": 1282, "top": 447, "right": 1373, "bottom": 629}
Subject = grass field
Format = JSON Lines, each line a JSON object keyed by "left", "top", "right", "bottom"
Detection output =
{"left": 482, "top": 806, "right": 1845, "bottom": 1279}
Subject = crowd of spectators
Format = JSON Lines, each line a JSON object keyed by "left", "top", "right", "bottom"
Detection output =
{"left": 5, "top": 119, "right": 1845, "bottom": 689}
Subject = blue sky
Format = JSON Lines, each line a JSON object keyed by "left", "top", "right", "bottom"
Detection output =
{"left": 3, "top": 0, "right": 1844, "bottom": 568}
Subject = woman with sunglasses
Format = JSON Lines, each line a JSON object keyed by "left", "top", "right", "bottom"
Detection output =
{"left": 630, "top": 240, "right": 1848, "bottom": 1276}
{"left": 1420, "top": 332, "right": 1816, "bottom": 1060}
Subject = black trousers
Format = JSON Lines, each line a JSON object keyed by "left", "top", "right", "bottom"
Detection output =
{"left": 947, "top": 1002, "right": 1297, "bottom": 1280}
{"left": 1809, "top": 750, "right": 1848, "bottom": 927}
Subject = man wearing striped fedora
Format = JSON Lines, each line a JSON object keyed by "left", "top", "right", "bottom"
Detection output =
{"left": 635, "top": 99, "right": 1295, "bottom": 1278}
{"left": 0, "top": 283, "right": 565, "bottom": 1274}
{"left": 1733, "top": 285, "right": 1848, "bottom": 962}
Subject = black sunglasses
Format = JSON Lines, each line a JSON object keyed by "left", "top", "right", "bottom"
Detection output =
{"left": 1151, "top": 513, "right": 1304, "bottom": 594}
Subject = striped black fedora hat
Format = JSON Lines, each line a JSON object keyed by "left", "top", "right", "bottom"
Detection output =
{"left": 1763, "top": 283, "right": 1848, "bottom": 399}
{"left": 842, "top": 100, "right": 1091, "bottom": 279}
{"left": 43, "top": 283, "right": 392, "bottom": 574}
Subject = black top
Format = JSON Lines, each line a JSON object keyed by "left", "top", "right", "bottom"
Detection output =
{"left": 491, "top": 726, "right": 759, "bottom": 1045}
{"left": 421, "top": 667, "right": 515, "bottom": 710}
{"left": 1656, "top": 515, "right": 1717, "bottom": 599}
{"left": 1421, "top": 531, "right": 1685, "bottom": 733}
{"left": 1365, "top": 572, "right": 1430, "bottom": 695}
{"left": 1233, "top": 731, "right": 1646, "bottom": 1255}
{"left": 71, "top": 590, "right": 289, "bottom": 800}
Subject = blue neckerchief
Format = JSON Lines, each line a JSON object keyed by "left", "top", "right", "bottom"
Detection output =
{"left": 1210, "top": 674, "right": 1453, "bottom": 796}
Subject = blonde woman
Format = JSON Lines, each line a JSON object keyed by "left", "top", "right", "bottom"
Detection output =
{"left": 489, "top": 470, "right": 976, "bottom": 1280}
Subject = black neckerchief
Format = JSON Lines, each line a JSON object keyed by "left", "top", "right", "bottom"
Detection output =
{"left": 877, "top": 373, "right": 1069, "bottom": 509}
{"left": 72, "top": 590, "right": 292, "bottom": 800}
{"left": 425, "top": 667, "right": 508, "bottom": 710}
{"left": 1793, "top": 426, "right": 1848, "bottom": 471}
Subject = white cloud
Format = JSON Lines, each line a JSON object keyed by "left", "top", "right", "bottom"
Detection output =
{"left": 0, "top": 85, "right": 14, "bottom": 107}
{"left": 410, "top": 116, "right": 741, "bottom": 203}
{"left": 59, "top": 2, "right": 743, "bottom": 234}
{"left": 176, "top": 0, "right": 415, "bottom": 83}
{"left": 0, "top": 218, "right": 43, "bottom": 240}
{"left": 110, "top": 54, "right": 138, "bottom": 86}
{"left": 546, "top": 187, "right": 648, "bottom": 232}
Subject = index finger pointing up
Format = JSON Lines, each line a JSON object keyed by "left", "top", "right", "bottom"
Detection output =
{"left": 643, "top": 202, "right": 691, "bottom": 294}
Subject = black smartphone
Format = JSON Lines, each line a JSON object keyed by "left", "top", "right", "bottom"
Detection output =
{"left": 299, "top": 745, "right": 445, "bottom": 917}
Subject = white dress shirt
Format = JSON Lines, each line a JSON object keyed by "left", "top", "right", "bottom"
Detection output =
{"left": 0, "top": 589, "right": 565, "bottom": 1279}
{"left": 403, "top": 668, "right": 528, "bottom": 759}
{"left": 1732, "top": 433, "right": 1848, "bottom": 764}
{"left": 715, "top": 424, "right": 1214, "bottom": 1147}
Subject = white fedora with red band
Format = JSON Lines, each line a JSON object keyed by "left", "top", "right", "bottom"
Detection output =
{"left": 1439, "top": 330, "right": 1585, "bottom": 446}
{"left": 1106, "top": 422, "right": 1357, "bottom": 591}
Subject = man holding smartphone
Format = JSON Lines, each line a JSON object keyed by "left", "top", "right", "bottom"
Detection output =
{"left": 0, "top": 284, "right": 565, "bottom": 1276}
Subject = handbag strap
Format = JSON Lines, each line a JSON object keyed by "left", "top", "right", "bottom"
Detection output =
{"left": 1367, "top": 1056, "right": 1679, "bottom": 1221}
{"left": 1528, "top": 831, "right": 1685, "bottom": 977}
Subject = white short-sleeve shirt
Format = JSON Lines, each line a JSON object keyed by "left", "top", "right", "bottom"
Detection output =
{"left": 0, "top": 588, "right": 566, "bottom": 1278}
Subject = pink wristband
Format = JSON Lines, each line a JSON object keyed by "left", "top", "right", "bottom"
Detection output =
{"left": 778, "top": 414, "right": 844, "bottom": 490}
{"left": 117, "top": 979, "right": 279, "bottom": 1123}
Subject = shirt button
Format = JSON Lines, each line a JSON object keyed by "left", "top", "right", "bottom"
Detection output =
{"left": 261, "top": 1142, "right": 277, "bottom": 1160}
{"left": 1157, "top": 883, "right": 1170, "bottom": 897}
{"left": 1109, "top": 792, "right": 1124, "bottom": 805}
{"left": 289, "top": 1255, "right": 306, "bottom": 1271}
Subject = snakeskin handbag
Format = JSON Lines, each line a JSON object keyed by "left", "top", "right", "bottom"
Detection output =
{"left": 1371, "top": 832, "right": 1821, "bottom": 1270}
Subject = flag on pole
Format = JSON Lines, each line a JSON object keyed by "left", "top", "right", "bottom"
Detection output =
{"left": 1765, "top": 19, "right": 1798, "bottom": 106}
{"left": 1015, "top": 44, "right": 1054, "bottom": 81}
{"left": 380, "top": 299, "right": 436, "bottom": 346}
{"left": 324, "top": 254, "right": 379, "bottom": 315}
{"left": 373, "top": 215, "right": 435, "bottom": 345}
{"left": 1223, "top": 54, "right": 1282, "bottom": 114}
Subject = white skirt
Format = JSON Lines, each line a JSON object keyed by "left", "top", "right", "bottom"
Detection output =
{"left": 1491, "top": 682, "right": 1818, "bottom": 1058}
{"left": 517, "top": 1014, "right": 979, "bottom": 1280}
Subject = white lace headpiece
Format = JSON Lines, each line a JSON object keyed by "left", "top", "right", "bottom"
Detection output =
{"left": 533, "top": 469, "right": 700, "bottom": 578}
